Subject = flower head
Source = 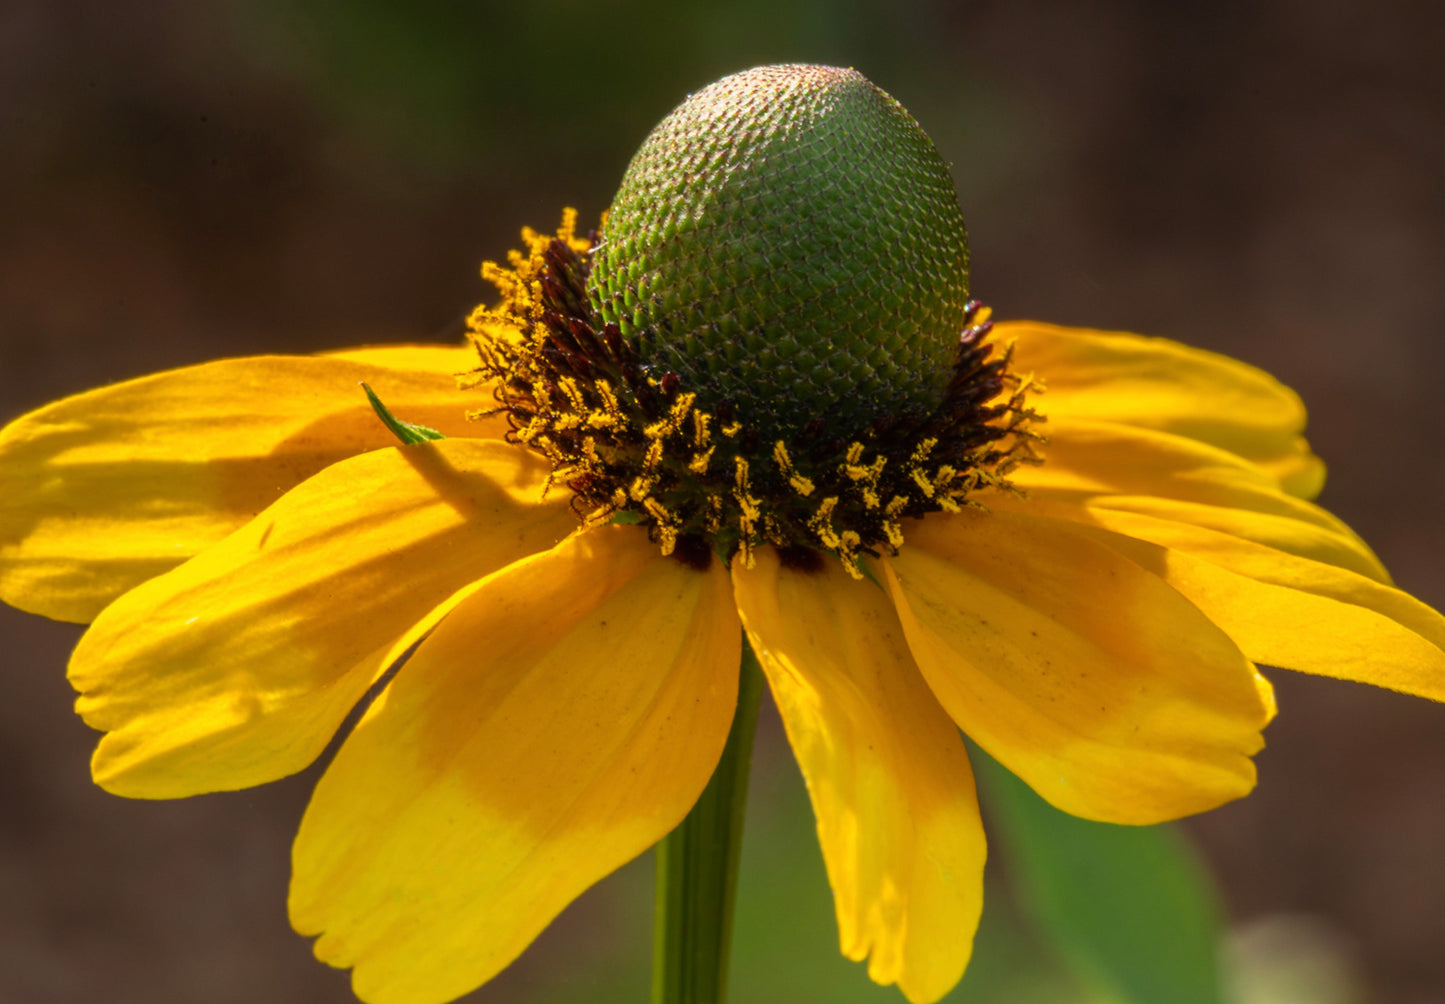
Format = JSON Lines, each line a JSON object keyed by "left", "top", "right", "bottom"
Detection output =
{"left": 1, "top": 63, "right": 1442, "bottom": 1004}
{"left": 470, "top": 65, "right": 1040, "bottom": 576}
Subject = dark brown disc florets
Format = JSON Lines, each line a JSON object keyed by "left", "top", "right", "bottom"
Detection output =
{"left": 463, "top": 214, "right": 1042, "bottom": 577}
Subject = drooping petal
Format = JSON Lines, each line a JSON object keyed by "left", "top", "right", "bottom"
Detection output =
{"left": 1000, "top": 320, "right": 1324, "bottom": 497}
{"left": 732, "top": 548, "right": 984, "bottom": 1004}
{"left": 0, "top": 350, "right": 503, "bottom": 623}
{"left": 68, "top": 438, "right": 574, "bottom": 799}
{"left": 1075, "top": 495, "right": 1387, "bottom": 583}
{"left": 884, "top": 509, "right": 1273, "bottom": 826}
{"left": 1013, "top": 419, "right": 1388, "bottom": 582}
{"left": 289, "top": 526, "right": 740, "bottom": 1004}
{"left": 995, "top": 496, "right": 1445, "bottom": 700}
{"left": 1017, "top": 419, "right": 1284, "bottom": 499}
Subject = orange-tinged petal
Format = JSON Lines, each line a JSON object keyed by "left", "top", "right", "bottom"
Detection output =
{"left": 1013, "top": 419, "right": 1386, "bottom": 580}
{"left": 324, "top": 343, "right": 478, "bottom": 372}
{"left": 0, "top": 351, "right": 505, "bottom": 623}
{"left": 1008, "top": 494, "right": 1388, "bottom": 590}
{"left": 1085, "top": 495, "right": 1387, "bottom": 582}
{"left": 1002, "top": 498, "right": 1445, "bottom": 700}
{"left": 1001, "top": 320, "right": 1324, "bottom": 497}
{"left": 289, "top": 526, "right": 740, "bottom": 1004}
{"left": 1016, "top": 419, "right": 1282, "bottom": 497}
{"left": 884, "top": 509, "right": 1273, "bottom": 825}
{"left": 68, "top": 438, "right": 574, "bottom": 799}
{"left": 733, "top": 549, "right": 984, "bottom": 1004}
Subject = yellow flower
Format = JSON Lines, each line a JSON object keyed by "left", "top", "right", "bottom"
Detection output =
{"left": 2, "top": 64, "right": 1443, "bottom": 1004}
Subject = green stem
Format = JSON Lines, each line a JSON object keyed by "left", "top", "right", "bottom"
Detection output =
{"left": 652, "top": 633, "right": 766, "bottom": 1004}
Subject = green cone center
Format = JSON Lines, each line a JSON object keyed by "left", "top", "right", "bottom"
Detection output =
{"left": 587, "top": 64, "right": 972, "bottom": 441}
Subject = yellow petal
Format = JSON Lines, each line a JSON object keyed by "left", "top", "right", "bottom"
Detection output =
{"left": 1080, "top": 494, "right": 1387, "bottom": 582}
{"left": 1013, "top": 419, "right": 1386, "bottom": 580}
{"left": 324, "top": 343, "right": 477, "bottom": 371}
{"left": 1018, "top": 419, "right": 1306, "bottom": 509}
{"left": 733, "top": 548, "right": 984, "bottom": 1004}
{"left": 0, "top": 351, "right": 504, "bottom": 623}
{"left": 289, "top": 526, "right": 740, "bottom": 1004}
{"left": 1001, "top": 320, "right": 1324, "bottom": 497}
{"left": 68, "top": 438, "right": 574, "bottom": 798}
{"left": 1007, "top": 498, "right": 1445, "bottom": 700}
{"left": 884, "top": 510, "right": 1272, "bottom": 825}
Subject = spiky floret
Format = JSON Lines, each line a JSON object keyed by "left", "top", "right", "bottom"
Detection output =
{"left": 464, "top": 215, "right": 1043, "bottom": 577}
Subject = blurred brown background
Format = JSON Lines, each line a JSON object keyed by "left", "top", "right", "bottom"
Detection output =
{"left": 1, "top": 1, "right": 1442, "bottom": 1002}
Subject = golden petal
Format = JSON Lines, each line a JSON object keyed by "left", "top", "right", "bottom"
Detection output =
{"left": 289, "top": 526, "right": 740, "bottom": 1004}
{"left": 70, "top": 438, "right": 573, "bottom": 798}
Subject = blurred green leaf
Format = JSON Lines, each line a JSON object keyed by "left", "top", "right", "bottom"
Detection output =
{"left": 971, "top": 742, "right": 1225, "bottom": 1004}
{"left": 723, "top": 715, "right": 1100, "bottom": 1004}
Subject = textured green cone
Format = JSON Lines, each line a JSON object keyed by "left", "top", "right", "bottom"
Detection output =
{"left": 588, "top": 63, "right": 971, "bottom": 440}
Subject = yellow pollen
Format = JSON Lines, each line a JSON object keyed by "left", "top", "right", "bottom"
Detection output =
{"left": 643, "top": 392, "right": 696, "bottom": 441}
{"left": 736, "top": 537, "right": 756, "bottom": 569}
{"left": 908, "top": 437, "right": 939, "bottom": 465}
{"left": 910, "top": 467, "right": 936, "bottom": 497}
{"left": 629, "top": 473, "right": 658, "bottom": 502}
{"left": 643, "top": 498, "right": 680, "bottom": 555}
{"left": 688, "top": 446, "right": 716, "bottom": 474}
{"left": 581, "top": 408, "right": 616, "bottom": 431}
{"left": 733, "top": 456, "right": 763, "bottom": 552}
{"left": 736, "top": 492, "right": 761, "bottom": 521}
{"left": 772, "top": 441, "right": 816, "bottom": 497}
{"left": 595, "top": 379, "right": 622, "bottom": 418}
{"left": 837, "top": 531, "right": 864, "bottom": 579}
{"left": 582, "top": 507, "right": 611, "bottom": 529}
{"left": 557, "top": 376, "right": 587, "bottom": 412}
{"left": 557, "top": 207, "right": 579, "bottom": 244}
{"left": 692, "top": 411, "right": 712, "bottom": 448}
{"left": 734, "top": 456, "right": 752, "bottom": 494}
{"left": 842, "top": 459, "right": 873, "bottom": 481}
{"left": 670, "top": 392, "right": 697, "bottom": 426}
{"left": 809, "top": 497, "right": 842, "bottom": 549}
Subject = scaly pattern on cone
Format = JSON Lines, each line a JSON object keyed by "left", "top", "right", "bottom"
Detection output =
{"left": 587, "top": 64, "right": 971, "bottom": 440}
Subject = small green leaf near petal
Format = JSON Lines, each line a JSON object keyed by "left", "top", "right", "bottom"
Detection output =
{"left": 362, "top": 382, "right": 447, "bottom": 445}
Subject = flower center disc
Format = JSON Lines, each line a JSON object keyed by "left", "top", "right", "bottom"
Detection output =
{"left": 588, "top": 64, "right": 972, "bottom": 442}
{"left": 465, "top": 66, "right": 1044, "bottom": 576}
